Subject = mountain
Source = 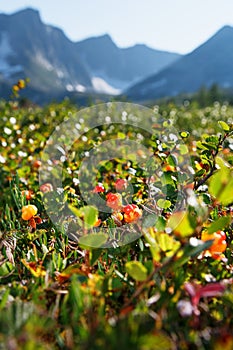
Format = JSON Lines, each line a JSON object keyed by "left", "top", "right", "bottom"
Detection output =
{"left": 76, "top": 35, "right": 180, "bottom": 93}
{"left": 0, "top": 8, "right": 92, "bottom": 101}
{"left": 0, "top": 8, "right": 181, "bottom": 103}
{"left": 125, "top": 25, "right": 233, "bottom": 101}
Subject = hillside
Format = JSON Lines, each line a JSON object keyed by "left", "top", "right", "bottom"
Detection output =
{"left": 126, "top": 25, "right": 233, "bottom": 101}
{"left": 0, "top": 8, "right": 180, "bottom": 103}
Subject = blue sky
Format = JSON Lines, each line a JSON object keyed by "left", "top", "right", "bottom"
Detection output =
{"left": 0, "top": 0, "right": 233, "bottom": 54}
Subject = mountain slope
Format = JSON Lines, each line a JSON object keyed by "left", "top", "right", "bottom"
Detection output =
{"left": 126, "top": 25, "right": 233, "bottom": 101}
{"left": 0, "top": 8, "right": 92, "bottom": 99}
{"left": 76, "top": 36, "right": 180, "bottom": 91}
{"left": 0, "top": 8, "right": 181, "bottom": 102}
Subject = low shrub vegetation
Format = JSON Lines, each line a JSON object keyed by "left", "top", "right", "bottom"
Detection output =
{"left": 0, "top": 92, "right": 233, "bottom": 349}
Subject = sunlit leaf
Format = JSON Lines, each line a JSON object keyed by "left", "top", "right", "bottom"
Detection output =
{"left": 21, "top": 259, "right": 46, "bottom": 277}
{"left": 179, "top": 144, "right": 189, "bottom": 155}
{"left": 157, "top": 199, "right": 171, "bottom": 209}
{"left": 218, "top": 120, "right": 230, "bottom": 132}
{"left": 68, "top": 204, "right": 80, "bottom": 218}
{"left": 167, "top": 154, "right": 177, "bottom": 166}
{"left": 167, "top": 211, "right": 195, "bottom": 237}
{"left": 139, "top": 332, "right": 173, "bottom": 350}
{"left": 0, "top": 289, "right": 10, "bottom": 310}
{"left": 125, "top": 261, "right": 148, "bottom": 282}
{"left": 196, "top": 141, "right": 209, "bottom": 150}
{"left": 143, "top": 228, "right": 161, "bottom": 262}
{"left": 79, "top": 233, "right": 108, "bottom": 249}
{"left": 207, "top": 216, "right": 231, "bottom": 234}
{"left": 80, "top": 206, "right": 98, "bottom": 227}
{"left": 69, "top": 205, "right": 98, "bottom": 228}
{"left": 209, "top": 166, "right": 233, "bottom": 205}
{"left": 0, "top": 262, "right": 14, "bottom": 277}
{"left": 157, "top": 233, "right": 181, "bottom": 256}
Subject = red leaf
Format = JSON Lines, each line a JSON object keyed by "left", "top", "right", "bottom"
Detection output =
{"left": 184, "top": 281, "right": 226, "bottom": 307}
{"left": 199, "top": 283, "right": 226, "bottom": 298}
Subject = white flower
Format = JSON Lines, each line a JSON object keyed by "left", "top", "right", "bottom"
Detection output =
{"left": 177, "top": 300, "right": 193, "bottom": 317}
{"left": 0, "top": 155, "right": 6, "bottom": 163}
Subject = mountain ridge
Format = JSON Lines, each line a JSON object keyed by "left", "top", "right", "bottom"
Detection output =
{"left": 125, "top": 25, "right": 233, "bottom": 101}
{"left": 0, "top": 8, "right": 181, "bottom": 103}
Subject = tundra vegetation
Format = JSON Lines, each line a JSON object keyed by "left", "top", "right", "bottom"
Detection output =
{"left": 0, "top": 83, "right": 233, "bottom": 349}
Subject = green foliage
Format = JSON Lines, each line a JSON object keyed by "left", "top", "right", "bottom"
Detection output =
{"left": 125, "top": 261, "right": 148, "bottom": 281}
{"left": 79, "top": 233, "right": 108, "bottom": 249}
{"left": 0, "top": 98, "right": 232, "bottom": 349}
{"left": 207, "top": 216, "right": 231, "bottom": 234}
{"left": 209, "top": 165, "right": 233, "bottom": 205}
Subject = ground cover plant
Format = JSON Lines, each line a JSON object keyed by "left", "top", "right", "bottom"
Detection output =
{"left": 0, "top": 88, "right": 233, "bottom": 349}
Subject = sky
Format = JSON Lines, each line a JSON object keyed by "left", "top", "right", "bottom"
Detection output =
{"left": 0, "top": 0, "right": 233, "bottom": 54}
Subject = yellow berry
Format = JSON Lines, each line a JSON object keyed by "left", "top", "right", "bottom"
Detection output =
{"left": 22, "top": 205, "right": 38, "bottom": 220}
{"left": 18, "top": 79, "right": 25, "bottom": 89}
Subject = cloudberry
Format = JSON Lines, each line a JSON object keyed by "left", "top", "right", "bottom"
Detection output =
{"left": 22, "top": 205, "right": 38, "bottom": 221}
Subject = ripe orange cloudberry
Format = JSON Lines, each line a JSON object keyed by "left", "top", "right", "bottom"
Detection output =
{"left": 106, "top": 193, "right": 122, "bottom": 211}
{"left": 201, "top": 230, "right": 227, "bottom": 259}
{"left": 115, "top": 179, "right": 128, "bottom": 191}
{"left": 21, "top": 205, "right": 38, "bottom": 221}
{"left": 123, "top": 204, "right": 142, "bottom": 223}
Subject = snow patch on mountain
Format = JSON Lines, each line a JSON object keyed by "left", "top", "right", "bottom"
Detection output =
{"left": 90, "top": 69, "right": 131, "bottom": 90}
{"left": 35, "top": 51, "right": 53, "bottom": 71}
{"left": 0, "top": 32, "right": 22, "bottom": 78}
{"left": 91, "top": 77, "right": 120, "bottom": 95}
{"left": 66, "top": 83, "right": 86, "bottom": 92}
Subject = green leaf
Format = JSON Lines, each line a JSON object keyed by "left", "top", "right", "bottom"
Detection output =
{"left": 139, "top": 333, "right": 173, "bottom": 350}
{"left": 68, "top": 205, "right": 81, "bottom": 218}
{"left": 207, "top": 216, "right": 231, "bottom": 234}
{"left": 161, "top": 172, "right": 176, "bottom": 186}
{"left": 218, "top": 177, "right": 233, "bottom": 205}
{"left": 195, "top": 169, "right": 206, "bottom": 177}
{"left": 142, "top": 214, "right": 158, "bottom": 229}
{"left": 0, "top": 262, "right": 14, "bottom": 277}
{"left": 125, "top": 261, "right": 148, "bottom": 282}
{"left": 167, "top": 211, "right": 195, "bottom": 237}
{"left": 0, "top": 289, "right": 10, "bottom": 310}
{"left": 157, "top": 233, "right": 181, "bottom": 257}
{"left": 69, "top": 205, "right": 98, "bottom": 228}
{"left": 179, "top": 144, "right": 189, "bottom": 155}
{"left": 157, "top": 199, "right": 171, "bottom": 209}
{"left": 89, "top": 249, "right": 102, "bottom": 265}
{"left": 206, "top": 135, "right": 219, "bottom": 143}
{"left": 171, "top": 240, "right": 213, "bottom": 270}
{"left": 218, "top": 120, "right": 230, "bottom": 132}
{"left": 79, "top": 233, "right": 108, "bottom": 249}
{"left": 209, "top": 167, "right": 229, "bottom": 198}
{"left": 155, "top": 216, "right": 166, "bottom": 231}
{"left": 196, "top": 141, "right": 209, "bottom": 150}
{"left": 167, "top": 154, "right": 177, "bottom": 166}
{"left": 209, "top": 167, "right": 233, "bottom": 205}
{"left": 117, "top": 132, "right": 126, "bottom": 139}
{"left": 143, "top": 228, "right": 161, "bottom": 262}
{"left": 80, "top": 206, "right": 98, "bottom": 227}
{"left": 216, "top": 156, "right": 230, "bottom": 168}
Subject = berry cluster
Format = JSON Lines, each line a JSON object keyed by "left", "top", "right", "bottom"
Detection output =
{"left": 94, "top": 179, "right": 142, "bottom": 226}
